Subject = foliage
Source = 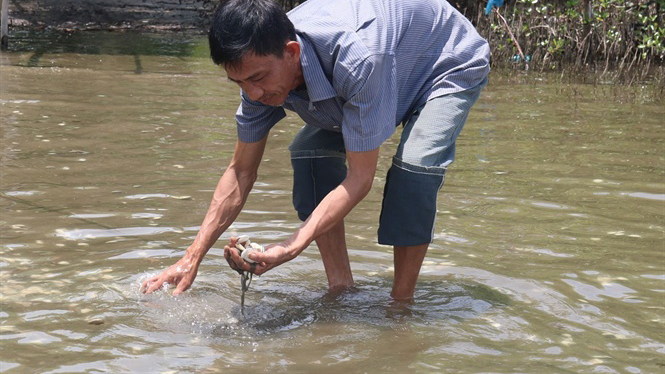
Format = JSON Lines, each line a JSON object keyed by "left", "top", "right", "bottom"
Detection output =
{"left": 476, "top": 0, "right": 663, "bottom": 80}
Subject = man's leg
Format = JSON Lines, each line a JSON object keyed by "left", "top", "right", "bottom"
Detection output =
{"left": 392, "top": 244, "right": 428, "bottom": 300}
{"left": 315, "top": 219, "right": 354, "bottom": 290}
{"left": 378, "top": 161, "right": 444, "bottom": 301}
{"left": 379, "top": 78, "right": 487, "bottom": 300}
{"left": 289, "top": 125, "right": 352, "bottom": 289}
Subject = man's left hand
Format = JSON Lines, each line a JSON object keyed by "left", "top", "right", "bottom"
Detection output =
{"left": 224, "top": 238, "right": 297, "bottom": 276}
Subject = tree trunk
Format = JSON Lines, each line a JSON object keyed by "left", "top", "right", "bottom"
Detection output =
{"left": 1, "top": 0, "right": 9, "bottom": 50}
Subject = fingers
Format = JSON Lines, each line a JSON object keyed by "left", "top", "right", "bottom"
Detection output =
{"left": 141, "top": 275, "right": 160, "bottom": 293}
{"left": 246, "top": 250, "right": 274, "bottom": 264}
{"left": 252, "top": 262, "right": 271, "bottom": 276}
{"left": 224, "top": 239, "right": 289, "bottom": 276}
{"left": 228, "top": 246, "right": 252, "bottom": 271}
{"left": 172, "top": 278, "right": 192, "bottom": 296}
{"left": 225, "top": 244, "right": 269, "bottom": 274}
{"left": 143, "top": 277, "right": 166, "bottom": 294}
{"left": 248, "top": 243, "right": 290, "bottom": 264}
{"left": 143, "top": 274, "right": 188, "bottom": 295}
{"left": 141, "top": 278, "right": 152, "bottom": 293}
{"left": 224, "top": 245, "right": 243, "bottom": 274}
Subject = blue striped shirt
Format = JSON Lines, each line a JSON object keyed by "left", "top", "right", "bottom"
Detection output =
{"left": 236, "top": 0, "right": 490, "bottom": 152}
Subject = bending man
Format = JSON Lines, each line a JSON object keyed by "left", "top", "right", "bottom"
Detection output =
{"left": 142, "top": 0, "right": 490, "bottom": 301}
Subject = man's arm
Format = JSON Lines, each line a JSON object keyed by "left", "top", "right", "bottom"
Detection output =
{"left": 227, "top": 147, "right": 380, "bottom": 274}
{"left": 142, "top": 136, "right": 268, "bottom": 294}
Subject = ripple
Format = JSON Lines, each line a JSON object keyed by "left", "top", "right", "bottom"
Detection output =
{"left": 435, "top": 233, "right": 471, "bottom": 244}
{"left": 0, "top": 99, "right": 40, "bottom": 104}
{"left": 5, "top": 190, "right": 41, "bottom": 196}
{"left": 135, "top": 274, "right": 503, "bottom": 341}
{"left": 641, "top": 274, "right": 665, "bottom": 280}
{"left": 437, "top": 342, "right": 503, "bottom": 356}
{"left": 109, "top": 249, "right": 177, "bottom": 260}
{"left": 562, "top": 279, "right": 638, "bottom": 302}
{"left": 68, "top": 213, "right": 116, "bottom": 219}
{"left": 131, "top": 213, "right": 163, "bottom": 219}
{"left": 55, "top": 227, "right": 182, "bottom": 240}
{"left": 625, "top": 192, "right": 665, "bottom": 201}
{"left": 2, "top": 331, "right": 62, "bottom": 344}
{"left": 514, "top": 247, "right": 574, "bottom": 258}
{"left": 0, "top": 362, "right": 20, "bottom": 371}
{"left": 123, "top": 193, "right": 171, "bottom": 200}
{"left": 531, "top": 201, "right": 569, "bottom": 209}
{"left": 23, "top": 310, "right": 70, "bottom": 322}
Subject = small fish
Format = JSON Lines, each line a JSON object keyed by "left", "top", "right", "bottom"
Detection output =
{"left": 240, "top": 271, "right": 252, "bottom": 313}
{"left": 235, "top": 236, "right": 263, "bottom": 314}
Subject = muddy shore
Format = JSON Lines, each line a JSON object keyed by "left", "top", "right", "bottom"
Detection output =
{"left": 7, "top": 0, "right": 216, "bottom": 32}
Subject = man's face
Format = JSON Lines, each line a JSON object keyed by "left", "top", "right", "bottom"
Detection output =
{"left": 225, "top": 42, "right": 302, "bottom": 107}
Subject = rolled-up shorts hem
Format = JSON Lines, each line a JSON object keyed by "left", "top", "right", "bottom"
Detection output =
{"left": 377, "top": 158, "right": 445, "bottom": 246}
{"left": 377, "top": 78, "right": 486, "bottom": 246}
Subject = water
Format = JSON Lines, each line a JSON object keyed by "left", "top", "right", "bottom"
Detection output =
{"left": 1, "top": 31, "right": 664, "bottom": 373}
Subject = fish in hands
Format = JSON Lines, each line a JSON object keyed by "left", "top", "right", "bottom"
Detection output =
{"left": 141, "top": 236, "right": 298, "bottom": 296}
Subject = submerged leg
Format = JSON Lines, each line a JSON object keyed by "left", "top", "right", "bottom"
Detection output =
{"left": 391, "top": 244, "right": 428, "bottom": 301}
{"left": 315, "top": 219, "right": 354, "bottom": 290}
{"left": 380, "top": 79, "right": 487, "bottom": 300}
{"left": 289, "top": 125, "right": 350, "bottom": 290}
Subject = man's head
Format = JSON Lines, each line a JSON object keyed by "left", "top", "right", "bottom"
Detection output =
{"left": 209, "top": 0, "right": 296, "bottom": 67}
{"left": 209, "top": 0, "right": 302, "bottom": 106}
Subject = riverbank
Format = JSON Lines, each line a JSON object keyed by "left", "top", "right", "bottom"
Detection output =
{"left": 4, "top": 0, "right": 664, "bottom": 86}
{"left": 5, "top": 0, "right": 215, "bottom": 31}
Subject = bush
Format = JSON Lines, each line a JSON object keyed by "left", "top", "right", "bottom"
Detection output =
{"left": 476, "top": 0, "right": 663, "bottom": 80}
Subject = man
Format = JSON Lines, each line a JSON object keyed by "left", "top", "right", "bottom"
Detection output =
{"left": 142, "top": 0, "right": 489, "bottom": 301}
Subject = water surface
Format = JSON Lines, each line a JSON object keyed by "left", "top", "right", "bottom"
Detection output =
{"left": 1, "top": 31, "right": 664, "bottom": 373}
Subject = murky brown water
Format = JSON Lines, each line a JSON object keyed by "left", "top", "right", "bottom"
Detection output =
{"left": 1, "top": 31, "right": 664, "bottom": 373}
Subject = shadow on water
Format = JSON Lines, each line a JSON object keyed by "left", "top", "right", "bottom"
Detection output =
{"left": 136, "top": 277, "right": 510, "bottom": 341}
{"left": 7, "top": 29, "right": 207, "bottom": 72}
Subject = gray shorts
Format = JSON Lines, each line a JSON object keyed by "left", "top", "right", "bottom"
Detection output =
{"left": 289, "top": 78, "right": 486, "bottom": 246}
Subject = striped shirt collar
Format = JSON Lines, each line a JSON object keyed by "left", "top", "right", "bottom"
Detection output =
{"left": 291, "top": 34, "right": 337, "bottom": 103}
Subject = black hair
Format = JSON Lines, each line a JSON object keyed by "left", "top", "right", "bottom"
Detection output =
{"left": 209, "top": 0, "right": 297, "bottom": 67}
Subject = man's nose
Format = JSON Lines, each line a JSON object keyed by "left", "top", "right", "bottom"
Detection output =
{"left": 243, "top": 83, "right": 264, "bottom": 102}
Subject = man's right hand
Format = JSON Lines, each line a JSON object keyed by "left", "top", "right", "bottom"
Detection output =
{"left": 141, "top": 137, "right": 268, "bottom": 296}
{"left": 141, "top": 253, "right": 201, "bottom": 295}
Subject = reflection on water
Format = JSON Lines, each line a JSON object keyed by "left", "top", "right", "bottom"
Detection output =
{"left": 1, "top": 31, "right": 664, "bottom": 373}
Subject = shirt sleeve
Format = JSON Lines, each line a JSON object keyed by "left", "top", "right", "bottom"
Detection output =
{"left": 339, "top": 53, "right": 397, "bottom": 152}
{"left": 235, "top": 90, "right": 286, "bottom": 143}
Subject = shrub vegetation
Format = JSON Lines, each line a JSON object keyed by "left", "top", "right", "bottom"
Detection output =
{"left": 279, "top": 0, "right": 664, "bottom": 83}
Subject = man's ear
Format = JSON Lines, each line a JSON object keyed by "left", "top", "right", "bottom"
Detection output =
{"left": 284, "top": 41, "right": 301, "bottom": 60}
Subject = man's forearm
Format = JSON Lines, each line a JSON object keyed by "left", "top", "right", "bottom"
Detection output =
{"left": 288, "top": 148, "right": 380, "bottom": 254}
{"left": 184, "top": 138, "right": 267, "bottom": 263}
{"left": 186, "top": 167, "right": 256, "bottom": 262}
{"left": 291, "top": 178, "right": 370, "bottom": 250}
